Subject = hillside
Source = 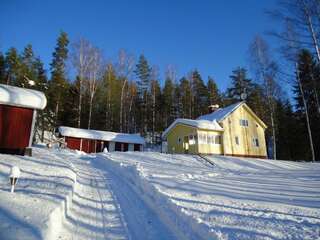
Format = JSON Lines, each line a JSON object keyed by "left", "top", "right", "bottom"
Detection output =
{"left": 0, "top": 147, "right": 319, "bottom": 239}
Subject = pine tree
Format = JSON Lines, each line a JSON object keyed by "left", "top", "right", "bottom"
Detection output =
{"left": 4, "top": 47, "right": 21, "bottom": 85}
{"left": 0, "top": 52, "right": 6, "bottom": 84}
{"left": 227, "top": 67, "right": 253, "bottom": 102}
{"left": 20, "top": 44, "right": 37, "bottom": 87}
{"left": 179, "top": 77, "right": 192, "bottom": 118}
{"left": 163, "top": 76, "right": 175, "bottom": 126}
{"left": 48, "top": 31, "right": 69, "bottom": 127}
{"left": 293, "top": 49, "right": 320, "bottom": 161}
{"left": 191, "top": 70, "right": 208, "bottom": 118}
{"left": 207, "top": 76, "right": 222, "bottom": 105}
{"left": 134, "top": 54, "right": 152, "bottom": 134}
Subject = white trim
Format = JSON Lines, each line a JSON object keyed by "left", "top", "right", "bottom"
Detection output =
{"left": 28, "top": 110, "right": 37, "bottom": 147}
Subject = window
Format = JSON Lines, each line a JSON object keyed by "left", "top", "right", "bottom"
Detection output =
{"left": 215, "top": 135, "right": 221, "bottom": 145}
{"left": 178, "top": 137, "right": 181, "bottom": 144}
{"left": 189, "top": 135, "right": 195, "bottom": 145}
{"left": 240, "top": 119, "right": 249, "bottom": 127}
{"left": 253, "top": 138, "right": 259, "bottom": 147}
{"left": 235, "top": 136, "right": 240, "bottom": 145}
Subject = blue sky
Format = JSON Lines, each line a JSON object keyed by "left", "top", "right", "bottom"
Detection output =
{"left": 0, "top": 0, "right": 279, "bottom": 91}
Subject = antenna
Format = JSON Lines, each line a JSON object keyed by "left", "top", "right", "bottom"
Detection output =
{"left": 240, "top": 88, "right": 247, "bottom": 101}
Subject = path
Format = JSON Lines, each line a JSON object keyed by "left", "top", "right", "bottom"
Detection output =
{"left": 57, "top": 153, "right": 176, "bottom": 240}
{"left": 57, "top": 155, "right": 129, "bottom": 240}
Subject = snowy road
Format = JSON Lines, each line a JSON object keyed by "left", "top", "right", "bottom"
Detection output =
{"left": 57, "top": 153, "right": 176, "bottom": 240}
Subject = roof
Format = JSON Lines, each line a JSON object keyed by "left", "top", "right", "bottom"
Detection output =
{"left": 197, "top": 101, "right": 267, "bottom": 129}
{"left": 0, "top": 84, "right": 47, "bottom": 110}
{"left": 162, "top": 118, "right": 223, "bottom": 138}
{"left": 59, "top": 126, "right": 145, "bottom": 145}
{"left": 197, "top": 102, "right": 244, "bottom": 122}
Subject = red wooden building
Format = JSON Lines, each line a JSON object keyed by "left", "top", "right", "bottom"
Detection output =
{"left": 0, "top": 84, "right": 47, "bottom": 155}
{"left": 59, "top": 126, "right": 145, "bottom": 153}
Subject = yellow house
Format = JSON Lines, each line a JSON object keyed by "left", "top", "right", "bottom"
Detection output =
{"left": 162, "top": 102, "right": 268, "bottom": 158}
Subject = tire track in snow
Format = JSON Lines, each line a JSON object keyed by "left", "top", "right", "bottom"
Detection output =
{"left": 94, "top": 156, "right": 177, "bottom": 240}
{"left": 56, "top": 154, "right": 128, "bottom": 240}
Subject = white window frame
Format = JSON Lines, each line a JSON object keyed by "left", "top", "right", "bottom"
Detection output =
{"left": 215, "top": 135, "right": 221, "bottom": 145}
{"left": 253, "top": 137, "right": 259, "bottom": 147}
{"left": 240, "top": 119, "right": 249, "bottom": 127}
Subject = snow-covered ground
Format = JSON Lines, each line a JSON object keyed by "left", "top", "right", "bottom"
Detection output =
{"left": 0, "top": 147, "right": 319, "bottom": 240}
{"left": 101, "top": 152, "right": 320, "bottom": 240}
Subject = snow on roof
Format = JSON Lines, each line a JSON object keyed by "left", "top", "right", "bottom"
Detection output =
{"left": 0, "top": 84, "right": 47, "bottom": 110}
{"left": 162, "top": 118, "right": 223, "bottom": 138}
{"left": 59, "top": 126, "right": 145, "bottom": 144}
{"left": 197, "top": 102, "right": 244, "bottom": 122}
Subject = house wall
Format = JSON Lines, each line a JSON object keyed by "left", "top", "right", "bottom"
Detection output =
{"left": 166, "top": 124, "right": 198, "bottom": 154}
{"left": 197, "top": 129, "right": 223, "bottom": 154}
{"left": 0, "top": 104, "right": 33, "bottom": 155}
{"left": 65, "top": 137, "right": 81, "bottom": 150}
{"left": 221, "top": 104, "right": 267, "bottom": 158}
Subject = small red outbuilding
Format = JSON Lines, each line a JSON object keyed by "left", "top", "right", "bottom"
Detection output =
{"left": 0, "top": 84, "right": 47, "bottom": 155}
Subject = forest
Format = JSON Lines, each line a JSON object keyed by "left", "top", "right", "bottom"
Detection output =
{"left": 0, "top": 0, "right": 319, "bottom": 161}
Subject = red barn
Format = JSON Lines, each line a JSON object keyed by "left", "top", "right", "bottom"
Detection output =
{"left": 0, "top": 84, "right": 47, "bottom": 155}
{"left": 58, "top": 126, "right": 145, "bottom": 153}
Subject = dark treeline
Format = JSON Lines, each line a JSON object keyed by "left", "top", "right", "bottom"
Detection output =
{"left": 0, "top": 0, "right": 319, "bottom": 161}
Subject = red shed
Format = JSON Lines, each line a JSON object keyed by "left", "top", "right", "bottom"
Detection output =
{"left": 58, "top": 126, "right": 145, "bottom": 153}
{"left": 0, "top": 84, "right": 47, "bottom": 155}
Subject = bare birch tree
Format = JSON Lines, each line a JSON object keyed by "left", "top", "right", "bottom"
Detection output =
{"left": 87, "top": 47, "right": 102, "bottom": 129}
{"left": 249, "top": 36, "right": 279, "bottom": 159}
{"left": 279, "top": 21, "right": 316, "bottom": 161}
{"left": 270, "top": 0, "right": 320, "bottom": 113}
{"left": 71, "top": 38, "right": 94, "bottom": 128}
{"left": 116, "top": 49, "right": 134, "bottom": 132}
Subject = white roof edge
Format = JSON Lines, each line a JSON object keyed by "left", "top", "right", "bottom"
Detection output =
{"left": 0, "top": 84, "right": 47, "bottom": 110}
{"left": 59, "top": 126, "right": 145, "bottom": 144}
{"left": 162, "top": 118, "right": 224, "bottom": 138}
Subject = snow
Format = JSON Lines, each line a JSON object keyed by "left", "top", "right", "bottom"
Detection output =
{"left": 9, "top": 166, "right": 21, "bottom": 178}
{"left": 0, "top": 84, "right": 47, "bottom": 110}
{"left": 162, "top": 118, "right": 223, "bottom": 138}
{"left": 197, "top": 101, "right": 243, "bottom": 122}
{"left": 59, "top": 126, "right": 145, "bottom": 145}
{"left": 101, "top": 152, "right": 320, "bottom": 240}
{"left": 0, "top": 147, "right": 319, "bottom": 239}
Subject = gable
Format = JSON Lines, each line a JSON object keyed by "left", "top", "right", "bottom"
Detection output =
{"left": 223, "top": 104, "right": 267, "bottom": 129}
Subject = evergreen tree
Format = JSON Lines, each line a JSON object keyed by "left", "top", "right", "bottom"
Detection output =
{"left": 134, "top": 55, "right": 151, "bottom": 95}
{"left": 20, "top": 44, "right": 37, "bottom": 87}
{"left": 227, "top": 67, "right": 253, "bottom": 102}
{"left": 0, "top": 52, "right": 6, "bottom": 84}
{"left": 207, "top": 76, "right": 222, "bottom": 105}
{"left": 191, "top": 70, "right": 208, "bottom": 118}
{"left": 134, "top": 54, "right": 152, "bottom": 134}
{"left": 293, "top": 49, "right": 320, "bottom": 160}
{"left": 179, "top": 77, "right": 192, "bottom": 118}
{"left": 4, "top": 47, "right": 21, "bottom": 85}
{"left": 48, "top": 31, "right": 69, "bottom": 127}
{"left": 163, "top": 76, "right": 175, "bottom": 126}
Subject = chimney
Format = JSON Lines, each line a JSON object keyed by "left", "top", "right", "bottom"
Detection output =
{"left": 208, "top": 104, "right": 219, "bottom": 113}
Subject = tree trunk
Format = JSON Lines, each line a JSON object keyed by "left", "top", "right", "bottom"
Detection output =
{"left": 88, "top": 95, "right": 93, "bottom": 129}
{"left": 296, "top": 62, "right": 316, "bottom": 162}
{"left": 120, "top": 79, "right": 127, "bottom": 132}
{"left": 78, "top": 89, "right": 82, "bottom": 128}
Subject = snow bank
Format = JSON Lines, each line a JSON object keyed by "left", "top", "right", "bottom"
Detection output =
{"left": 59, "top": 126, "right": 145, "bottom": 144}
{"left": 0, "top": 147, "right": 77, "bottom": 240}
{"left": 0, "top": 84, "right": 47, "bottom": 110}
{"left": 101, "top": 152, "right": 320, "bottom": 240}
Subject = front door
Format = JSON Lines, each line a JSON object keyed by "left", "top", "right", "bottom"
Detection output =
{"left": 183, "top": 136, "right": 189, "bottom": 154}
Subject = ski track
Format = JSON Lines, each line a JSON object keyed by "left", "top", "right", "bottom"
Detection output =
{"left": 57, "top": 152, "right": 175, "bottom": 240}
